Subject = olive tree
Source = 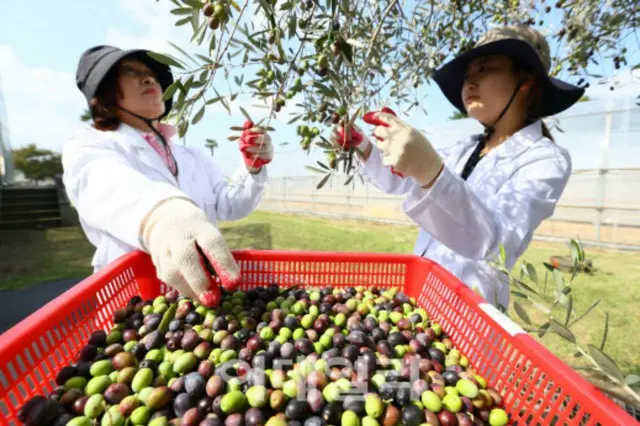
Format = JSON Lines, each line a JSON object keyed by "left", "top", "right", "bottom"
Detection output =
{"left": 153, "top": 0, "right": 637, "bottom": 187}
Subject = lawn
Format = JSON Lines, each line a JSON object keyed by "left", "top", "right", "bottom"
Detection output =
{"left": 0, "top": 210, "right": 638, "bottom": 380}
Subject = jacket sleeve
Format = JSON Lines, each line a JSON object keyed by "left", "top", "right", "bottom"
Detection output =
{"left": 200, "top": 152, "right": 267, "bottom": 222}
{"left": 402, "top": 146, "right": 571, "bottom": 267}
{"left": 62, "top": 129, "right": 193, "bottom": 250}
{"left": 358, "top": 145, "right": 419, "bottom": 194}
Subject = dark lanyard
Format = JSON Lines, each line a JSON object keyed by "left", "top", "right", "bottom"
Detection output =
{"left": 460, "top": 137, "right": 486, "bottom": 181}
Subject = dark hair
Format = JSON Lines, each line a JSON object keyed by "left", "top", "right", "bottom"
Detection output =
{"left": 90, "top": 67, "right": 122, "bottom": 131}
{"left": 512, "top": 60, "right": 555, "bottom": 142}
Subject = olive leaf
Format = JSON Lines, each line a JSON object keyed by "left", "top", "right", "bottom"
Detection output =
{"left": 550, "top": 319, "right": 576, "bottom": 343}
{"left": 588, "top": 344, "right": 624, "bottom": 383}
{"left": 625, "top": 375, "right": 640, "bottom": 386}
{"left": 568, "top": 299, "right": 601, "bottom": 327}
{"left": 317, "top": 161, "right": 330, "bottom": 170}
{"left": 146, "top": 52, "right": 185, "bottom": 69}
{"left": 239, "top": 106, "right": 253, "bottom": 123}
{"left": 526, "top": 263, "right": 538, "bottom": 286}
{"left": 513, "top": 302, "right": 531, "bottom": 325}
{"left": 169, "top": 42, "right": 198, "bottom": 66}
{"left": 170, "top": 7, "right": 193, "bottom": 15}
{"left": 538, "top": 322, "right": 551, "bottom": 338}
{"left": 163, "top": 81, "right": 180, "bottom": 101}
{"left": 191, "top": 105, "right": 205, "bottom": 125}
{"left": 317, "top": 173, "right": 331, "bottom": 190}
{"left": 511, "top": 291, "right": 529, "bottom": 299}
{"left": 512, "top": 278, "right": 539, "bottom": 296}
{"left": 305, "top": 166, "right": 327, "bottom": 174}
{"left": 564, "top": 294, "right": 573, "bottom": 326}
{"left": 175, "top": 16, "right": 192, "bottom": 26}
{"left": 600, "top": 312, "right": 609, "bottom": 351}
{"left": 344, "top": 175, "right": 355, "bottom": 186}
{"left": 499, "top": 244, "right": 506, "bottom": 265}
{"left": 553, "top": 269, "right": 565, "bottom": 291}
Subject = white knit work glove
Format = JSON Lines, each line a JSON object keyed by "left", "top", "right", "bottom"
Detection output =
{"left": 367, "top": 111, "right": 444, "bottom": 186}
{"left": 141, "top": 198, "right": 241, "bottom": 307}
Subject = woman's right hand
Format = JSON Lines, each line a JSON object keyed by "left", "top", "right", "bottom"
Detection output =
{"left": 329, "top": 121, "right": 372, "bottom": 159}
{"left": 140, "top": 197, "right": 241, "bottom": 307}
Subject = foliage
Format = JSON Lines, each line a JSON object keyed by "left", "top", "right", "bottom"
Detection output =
{"left": 491, "top": 239, "right": 640, "bottom": 408}
{"left": 12, "top": 144, "right": 63, "bottom": 183}
{"left": 157, "top": 0, "right": 637, "bottom": 187}
{"left": 80, "top": 109, "right": 92, "bottom": 123}
{"left": 449, "top": 110, "right": 468, "bottom": 120}
{"left": 205, "top": 138, "right": 219, "bottom": 156}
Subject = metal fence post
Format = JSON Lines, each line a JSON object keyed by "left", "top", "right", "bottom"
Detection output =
{"left": 595, "top": 98, "right": 614, "bottom": 243}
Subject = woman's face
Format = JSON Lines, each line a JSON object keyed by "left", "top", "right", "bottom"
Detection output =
{"left": 461, "top": 55, "right": 527, "bottom": 125}
{"left": 115, "top": 59, "right": 165, "bottom": 119}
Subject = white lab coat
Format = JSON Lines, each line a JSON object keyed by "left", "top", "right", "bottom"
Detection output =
{"left": 360, "top": 120, "right": 571, "bottom": 308}
{"left": 62, "top": 122, "right": 267, "bottom": 272}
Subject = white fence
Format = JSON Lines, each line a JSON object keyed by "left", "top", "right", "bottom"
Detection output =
{"left": 258, "top": 90, "right": 640, "bottom": 250}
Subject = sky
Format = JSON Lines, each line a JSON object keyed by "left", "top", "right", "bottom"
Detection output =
{"left": 0, "top": 0, "right": 638, "bottom": 177}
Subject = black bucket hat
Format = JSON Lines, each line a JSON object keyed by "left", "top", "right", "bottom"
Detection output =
{"left": 75, "top": 45, "right": 174, "bottom": 119}
{"left": 432, "top": 25, "right": 584, "bottom": 118}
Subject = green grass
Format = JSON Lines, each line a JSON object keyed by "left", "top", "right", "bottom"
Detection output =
{"left": 0, "top": 211, "right": 638, "bottom": 379}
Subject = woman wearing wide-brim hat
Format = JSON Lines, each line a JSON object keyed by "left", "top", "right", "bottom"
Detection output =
{"left": 330, "top": 25, "right": 584, "bottom": 309}
{"left": 63, "top": 46, "right": 274, "bottom": 307}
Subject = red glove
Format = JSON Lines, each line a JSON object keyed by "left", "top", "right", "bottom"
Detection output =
{"left": 239, "top": 120, "right": 274, "bottom": 172}
{"left": 363, "top": 107, "right": 404, "bottom": 177}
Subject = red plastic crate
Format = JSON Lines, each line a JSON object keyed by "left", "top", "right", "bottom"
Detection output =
{"left": 0, "top": 250, "right": 635, "bottom": 425}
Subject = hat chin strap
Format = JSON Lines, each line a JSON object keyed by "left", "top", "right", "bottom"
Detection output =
{"left": 115, "top": 105, "right": 179, "bottom": 177}
{"left": 480, "top": 80, "right": 524, "bottom": 141}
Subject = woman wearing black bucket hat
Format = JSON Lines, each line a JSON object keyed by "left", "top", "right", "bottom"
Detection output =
{"left": 62, "top": 45, "right": 275, "bottom": 307}
{"left": 330, "top": 25, "right": 584, "bottom": 308}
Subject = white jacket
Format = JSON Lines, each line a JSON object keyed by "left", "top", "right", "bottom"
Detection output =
{"left": 360, "top": 120, "right": 571, "bottom": 308}
{"left": 62, "top": 123, "right": 267, "bottom": 272}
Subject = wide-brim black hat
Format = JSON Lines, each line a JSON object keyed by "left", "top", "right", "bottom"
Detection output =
{"left": 432, "top": 26, "right": 584, "bottom": 118}
{"left": 75, "top": 45, "right": 174, "bottom": 119}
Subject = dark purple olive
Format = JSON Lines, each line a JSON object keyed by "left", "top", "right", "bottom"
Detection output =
{"left": 77, "top": 344, "right": 97, "bottom": 362}
{"left": 186, "top": 311, "right": 203, "bottom": 325}
{"left": 88, "top": 330, "right": 107, "bottom": 347}
{"left": 55, "top": 366, "right": 78, "bottom": 386}
{"left": 295, "top": 338, "right": 314, "bottom": 355}
{"left": 169, "top": 319, "right": 184, "bottom": 332}
{"left": 342, "top": 345, "right": 359, "bottom": 363}
{"left": 245, "top": 407, "right": 266, "bottom": 426}
{"left": 185, "top": 372, "right": 207, "bottom": 399}
{"left": 321, "top": 402, "right": 343, "bottom": 425}
{"left": 428, "top": 348, "right": 445, "bottom": 366}
{"left": 144, "top": 330, "right": 164, "bottom": 350}
{"left": 377, "top": 341, "right": 394, "bottom": 358}
{"left": 285, "top": 400, "right": 311, "bottom": 422}
{"left": 332, "top": 334, "right": 346, "bottom": 349}
{"left": 443, "top": 371, "right": 460, "bottom": 387}
{"left": 212, "top": 395, "right": 224, "bottom": 416}
{"left": 200, "top": 414, "right": 224, "bottom": 426}
{"left": 182, "top": 330, "right": 201, "bottom": 351}
{"left": 174, "top": 392, "right": 194, "bottom": 417}
{"left": 226, "top": 413, "right": 244, "bottom": 426}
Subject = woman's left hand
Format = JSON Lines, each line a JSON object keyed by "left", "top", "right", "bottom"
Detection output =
{"left": 364, "top": 109, "right": 444, "bottom": 187}
{"left": 239, "top": 120, "right": 274, "bottom": 174}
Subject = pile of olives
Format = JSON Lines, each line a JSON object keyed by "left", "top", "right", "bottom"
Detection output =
{"left": 17, "top": 285, "right": 510, "bottom": 426}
